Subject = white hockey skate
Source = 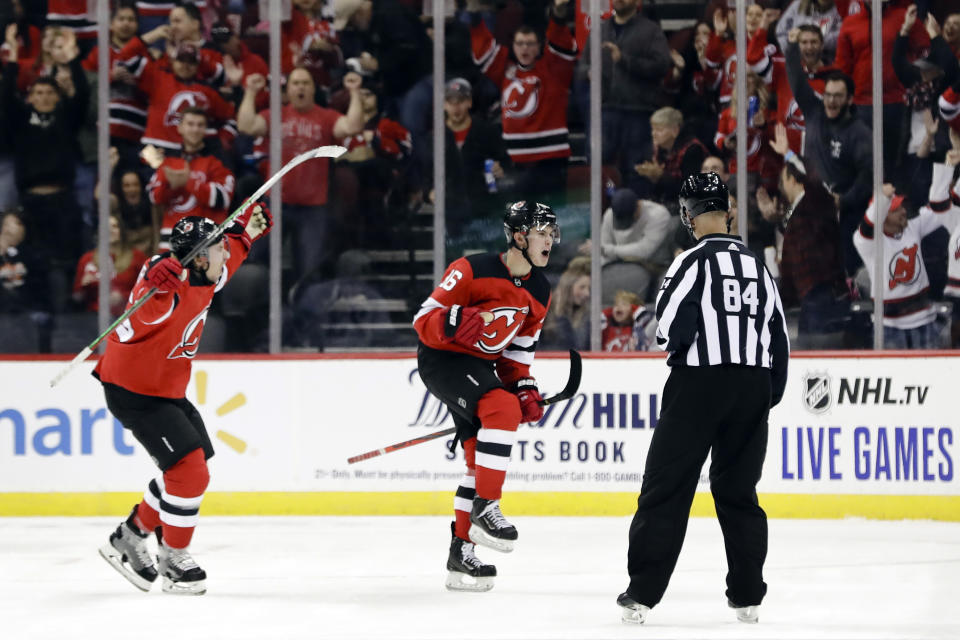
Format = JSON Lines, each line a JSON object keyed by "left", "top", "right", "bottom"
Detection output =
{"left": 468, "top": 498, "right": 517, "bottom": 553}
{"left": 98, "top": 507, "right": 158, "bottom": 592}
{"left": 446, "top": 523, "right": 496, "bottom": 592}
{"left": 729, "top": 600, "right": 759, "bottom": 623}
{"left": 617, "top": 592, "right": 650, "bottom": 624}
{"left": 157, "top": 542, "right": 207, "bottom": 595}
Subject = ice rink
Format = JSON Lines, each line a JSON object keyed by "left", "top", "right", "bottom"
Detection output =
{"left": 1, "top": 515, "right": 958, "bottom": 640}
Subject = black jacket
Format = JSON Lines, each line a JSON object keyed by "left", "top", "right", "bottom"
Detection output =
{"left": 785, "top": 42, "right": 872, "bottom": 213}
{"left": 2, "top": 58, "right": 89, "bottom": 191}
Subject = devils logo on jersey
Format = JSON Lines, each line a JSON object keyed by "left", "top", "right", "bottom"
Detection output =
{"left": 503, "top": 76, "right": 541, "bottom": 120}
{"left": 163, "top": 91, "right": 211, "bottom": 128}
{"left": 168, "top": 307, "right": 209, "bottom": 359}
{"left": 888, "top": 244, "right": 920, "bottom": 290}
{"left": 477, "top": 306, "right": 529, "bottom": 354}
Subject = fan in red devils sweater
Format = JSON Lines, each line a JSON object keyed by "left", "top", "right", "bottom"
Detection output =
{"left": 414, "top": 201, "right": 557, "bottom": 593}
{"left": 148, "top": 107, "right": 236, "bottom": 249}
{"left": 96, "top": 204, "right": 271, "bottom": 596}
{"left": 470, "top": 0, "right": 578, "bottom": 197}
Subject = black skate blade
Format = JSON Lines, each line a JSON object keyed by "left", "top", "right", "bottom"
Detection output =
{"left": 161, "top": 576, "right": 207, "bottom": 596}
{"left": 468, "top": 524, "right": 515, "bottom": 553}
{"left": 445, "top": 571, "right": 494, "bottom": 592}
{"left": 98, "top": 544, "right": 154, "bottom": 592}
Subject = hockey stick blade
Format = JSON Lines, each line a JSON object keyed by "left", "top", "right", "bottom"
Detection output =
{"left": 50, "top": 145, "right": 346, "bottom": 388}
{"left": 346, "top": 350, "right": 582, "bottom": 464}
{"left": 540, "top": 349, "right": 582, "bottom": 406}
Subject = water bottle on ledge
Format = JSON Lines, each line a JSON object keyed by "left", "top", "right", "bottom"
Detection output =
{"left": 483, "top": 159, "right": 498, "bottom": 193}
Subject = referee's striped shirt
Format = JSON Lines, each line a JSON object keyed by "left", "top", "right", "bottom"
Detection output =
{"left": 656, "top": 234, "right": 790, "bottom": 401}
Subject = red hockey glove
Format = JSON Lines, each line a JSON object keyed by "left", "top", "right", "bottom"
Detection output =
{"left": 515, "top": 378, "right": 544, "bottom": 423}
{"left": 227, "top": 203, "right": 273, "bottom": 249}
{"left": 145, "top": 256, "right": 186, "bottom": 292}
{"left": 444, "top": 304, "right": 485, "bottom": 349}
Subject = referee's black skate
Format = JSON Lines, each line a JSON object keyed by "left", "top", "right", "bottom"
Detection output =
{"left": 445, "top": 523, "right": 496, "bottom": 592}
{"left": 468, "top": 498, "right": 518, "bottom": 553}
{"left": 98, "top": 505, "right": 158, "bottom": 592}
{"left": 157, "top": 540, "right": 207, "bottom": 595}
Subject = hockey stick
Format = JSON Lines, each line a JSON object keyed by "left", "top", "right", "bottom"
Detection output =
{"left": 49, "top": 145, "right": 347, "bottom": 388}
{"left": 346, "top": 350, "right": 582, "bottom": 464}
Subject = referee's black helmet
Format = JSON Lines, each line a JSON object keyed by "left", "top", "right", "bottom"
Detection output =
{"left": 678, "top": 172, "right": 729, "bottom": 232}
{"left": 503, "top": 201, "right": 561, "bottom": 245}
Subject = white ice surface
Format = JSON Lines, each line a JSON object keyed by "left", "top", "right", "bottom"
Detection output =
{"left": 1, "top": 516, "right": 958, "bottom": 640}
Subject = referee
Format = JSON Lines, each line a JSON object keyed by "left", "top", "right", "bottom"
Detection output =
{"left": 617, "top": 172, "right": 789, "bottom": 625}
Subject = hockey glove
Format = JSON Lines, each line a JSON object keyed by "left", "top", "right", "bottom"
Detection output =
{"left": 515, "top": 378, "right": 544, "bottom": 423}
{"left": 227, "top": 203, "right": 273, "bottom": 249}
{"left": 145, "top": 256, "right": 186, "bottom": 292}
{"left": 444, "top": 304, "right": 485, "bottom": 349}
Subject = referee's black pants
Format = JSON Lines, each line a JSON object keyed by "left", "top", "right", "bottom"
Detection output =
{"left": 626, "top": 365, "right": 771, "bottom": 608}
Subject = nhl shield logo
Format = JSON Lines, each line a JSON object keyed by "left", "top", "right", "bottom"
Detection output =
{"left": 802, "top": 372, "right": 832, "bottom": 414}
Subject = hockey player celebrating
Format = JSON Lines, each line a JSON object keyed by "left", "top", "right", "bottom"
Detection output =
{"left": 96, "top": 204, "right": 272, "bottom": 595}
{"left": 413, "top": 201, "right": 557, "bottom": 592}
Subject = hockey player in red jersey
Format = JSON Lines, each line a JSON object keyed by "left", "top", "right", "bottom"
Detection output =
{"left": 96, "top": 204, "right": 272, "bottom": 595}
{"left": 414, "top": 201, "right": 557, "bottom": 592}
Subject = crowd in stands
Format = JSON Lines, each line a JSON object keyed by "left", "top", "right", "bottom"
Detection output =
{"left": 1, "top": 0, "right": 959, "bottom": 354}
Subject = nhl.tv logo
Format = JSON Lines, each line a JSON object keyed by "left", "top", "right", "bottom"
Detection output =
{"left": 802, "top": 372, "right": 832, "bottom": 414}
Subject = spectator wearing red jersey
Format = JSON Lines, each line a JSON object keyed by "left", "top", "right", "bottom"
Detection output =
{"left": 283, "top": 0, "right": 343, "bottom": 95}
{"left": 162, "top": 2, "right": 224, "bottom": 87}
{"left": 148, "top": 107, "right": 236, "bottom": 248}
{"left": 601, "top": 290, "right": 656, "bottom": 351}
{"left": 209, "top": 21, "right": 268, "bottom": 109}
{"left": 118, "top": 32, "right": 237, "bottom": 153}
{"left": 470, "top": 0, "right": 579, "bottom": 202}
{"left": 0, "top": 0, "right": 40, "bottom": 65}
{"left": 237, "top": 69, "right": 364, "bottom": 281}
{"left": 775, "top": 0, "right": 844, "bottom": 63}
{"left": 835, "top": 0, "right": 930, "bottom": 181}
{"left": 82, "top": 2, "right": 152, "bottom": 173}
{"left": 769, "top": 24, "right": 831, "bottom": 154}
{"left": 46, "top": 0, "right": 96, "bottom": 57}
{"left": 703, "top": 3, "right": 766, "bottom": 110}
{"left": 581, "top": 0, "right": 673, "bottom": 200}
{"left": 72, "top": 215, "right": 148, "bottom": 316}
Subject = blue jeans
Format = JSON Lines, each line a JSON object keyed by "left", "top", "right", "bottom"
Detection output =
{"left": 883, "top": 321, "right": 941, "bottom": 349}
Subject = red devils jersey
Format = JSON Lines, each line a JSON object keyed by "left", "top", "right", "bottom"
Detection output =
{"left": 83, "top": 44, "right": 150, "bottom": 143}
{"left": 413, "top": 253, "right": 552, "bottom": 386}
{"left": 119, "top": 36, "right": 236, "bottom": 150}
{"left": 147, "top": 146, "right": 236, "bottom": 247}
{"left": 46, "top": 0, "right": 96, "bottom": 41}
{"left": 94, "top": 236, "right": 249, "bottom": 398}
{"left": 471, "top": 17, "right": 577, "bottom": 163}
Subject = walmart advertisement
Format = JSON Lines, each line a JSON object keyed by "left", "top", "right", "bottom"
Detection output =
{"left": 1, "top": 355, "right": 958, "bottom": 517}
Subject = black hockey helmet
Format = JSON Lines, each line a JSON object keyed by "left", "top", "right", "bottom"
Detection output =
{"left": 503, "top": 200, "right": 560, "bottom": 245}
{"left": 678, "top": 172, "right": 729, "bottom": 232}
{"left": 170, "top": 216, "right": 222, "bottom": 264}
